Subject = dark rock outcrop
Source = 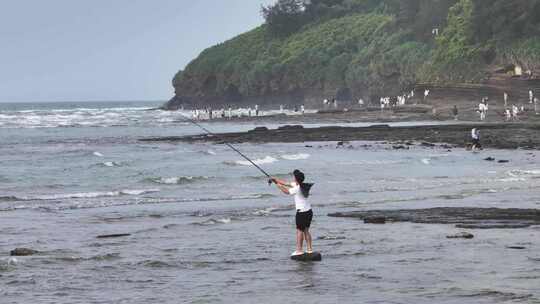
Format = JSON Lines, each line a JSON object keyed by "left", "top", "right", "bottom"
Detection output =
{"left": 328, "top": 207, "right": 540, "bottom": 229}
{"left": 446, "top": 232, "right": 474, "bottom": 239}
{"left": 506, "top": 246, "right": 526, "bottom": 250}
{"left": 141, "top": 123, "right": 540, "bottom": 150}
{"left": 10, "top": 248, "right": 39, "bottom": 256}
{"left": 364, "top": 217, "right": 387, "bottom": 224}
{"left": 96, "top": 234, "right": 131, "bottom": 239}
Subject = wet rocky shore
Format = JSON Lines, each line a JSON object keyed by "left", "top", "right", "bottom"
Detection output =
{"left": 328, "top": 207, "right": 540, "bottom": 229}
{"left": 141, "top": 122, "right": 540, "bottom": 150}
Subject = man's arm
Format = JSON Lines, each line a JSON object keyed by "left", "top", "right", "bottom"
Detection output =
{"left": 271, "top": 177, "right": 292, "bottom": 195}
{"left": 271, "top": 178, "right": 291, "bottom": 187}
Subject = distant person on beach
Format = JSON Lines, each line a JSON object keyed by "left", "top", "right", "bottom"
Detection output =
{"left": 529, "top": 90, "right": 534, "bottom": 104}
{"left": 227, "top": 107, "right": 232, "bottom": 119}
{"left": 478, "top": 102, "right": 486, "bottom": 121}
{"left": 424, "top": 89, "right": 430, "bottom": 101}
{"left": 255, "top": 105, "right": 259, "bottom": 116}
{"left": 358, "top": 98, "right": 364, "bottom": 106}
{"left": 271, "top": 170, "right": 314, "bottom": 257}
{"left": 505, "top": 108, "right": 511, "bottom": 121}
{"left": 333, "top": 99, "right": 338, "bottom": 109}
{"left": 452, "top": 105, "right": 458, "bottom": 120}
{"left": 512, "top": 104, "right": 519, "bottom": 121}
{"left": 301, "top": 105, "right": 305, "bottom": 115}
{"left": 504, "top": 92, "right": 508, "bottom": 107}
{"left": 471, "top": 128, "right": 482, "bottom": 150}
{"left": 280, "top": 104, "right": 284, "bottom": 113}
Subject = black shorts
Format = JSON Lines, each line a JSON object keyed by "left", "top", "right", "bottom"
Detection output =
{"left": 296, "top": 209, "right": 313, "bottom": 231}
{"left": 472, "top": 138, "right": 480, "bottom": 146}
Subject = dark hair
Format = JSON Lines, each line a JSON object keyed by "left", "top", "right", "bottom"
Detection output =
{"left": 293, "top": 169, "right": 314, "bottom": 198}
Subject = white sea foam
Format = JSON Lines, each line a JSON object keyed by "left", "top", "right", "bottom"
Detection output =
{"left": 216, "top": 218, "right": 232, "bottom": 224}
{"left": 195, "top": 217, "right": 233, "bottom": 226}
{"left": 233, "top": 156, "right": 277, "bottom": 166}
{"left": 281, "top": 153, "right": 310, "bottom": 160}
{"left": 507, "top": 169, "right": 540, "bottom": 177}
{"left": 498, "top": 177, "right": 526, "bottom": 182}
{"left": 14, "top": 189, "right": 160, "bottom": 201}
{"left": 0, "top": 106, "right": 169, "bottom": 129}
{"left": 120, "top": 189, "right": 160, "bottom": 196}
{"left": 149, "top": 176, "right": 209, "bottom": 185}
{"left": 421, "top": 158, "right": 431, "bottom": 165}
{"left": 93, "top": 152, "right": 104, "bottom": 157}
{"left": 102, "top": 162, "right": 120, "bottom": 167}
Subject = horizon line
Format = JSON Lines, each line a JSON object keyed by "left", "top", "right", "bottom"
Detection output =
{"left": 0, "top": 99, "right": 168, "bottom": 104}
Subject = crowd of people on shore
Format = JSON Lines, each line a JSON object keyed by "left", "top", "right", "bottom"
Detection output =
{"left": 189, "top": 104, "right": 308, "bottom": 120}
{"left": 476, "top": 90, "right": 538, "bottom": 122}
{"left": 190, "top": 105, "right": 260, "bottom": 120}
{"left": 183, "top": 87, "right": 538, "bottom": 123}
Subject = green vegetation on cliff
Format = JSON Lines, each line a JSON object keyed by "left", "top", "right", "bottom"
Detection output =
{"left": 172, "top": 0, "right": 540, "bottom": 104}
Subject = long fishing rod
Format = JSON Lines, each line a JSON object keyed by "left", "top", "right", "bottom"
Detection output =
{"left": 179, "top": 112, "right": 273, "bottom": 183}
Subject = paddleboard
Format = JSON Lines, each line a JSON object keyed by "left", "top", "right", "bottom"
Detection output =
{"left": 290, "top": 252, "right": 322, "bottom": 262}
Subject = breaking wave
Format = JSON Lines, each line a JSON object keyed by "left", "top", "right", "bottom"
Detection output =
{"left": 507, "top": 169, "right": 540, "bottom": 177}
{"left": 224, "top": 156, "right": 278, "bottom": 166}
{"left": 146, "top": 176, "right": 211, "bottom": 185}
{"left": 280, "top": 153, "right": 310, "bottom": 160}
{"left": 2, "top": 189, "right": 160, "bottom": 201}
{"left": 0, "top": 193, "right": 274, "bottom": 212}
{"left": 0, "top": 105, "right": 192, "bottom": 129}
{"left": 100, "top": 161, "right": 123, "bottom": 167}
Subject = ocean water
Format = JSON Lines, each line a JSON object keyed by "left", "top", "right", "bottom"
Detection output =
{"left": 1, "top": 102, "right": 540, "bottom": 304}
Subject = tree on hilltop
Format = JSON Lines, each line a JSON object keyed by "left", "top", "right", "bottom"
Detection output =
{"left": 261, "top": 0, "right": 307, "bottom": 36}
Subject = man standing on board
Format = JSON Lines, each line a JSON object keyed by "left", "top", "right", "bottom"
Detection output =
{"left": 272, "top": 170, "right": 314, "bottom": 256}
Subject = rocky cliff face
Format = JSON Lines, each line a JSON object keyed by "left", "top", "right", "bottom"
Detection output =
{"left": 164, "top": 0, "right": 540, "bottom": 110}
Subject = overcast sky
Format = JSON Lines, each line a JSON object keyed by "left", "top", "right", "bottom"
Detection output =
{"left": 0, "top": 0, "right": 275, "bottom": 102}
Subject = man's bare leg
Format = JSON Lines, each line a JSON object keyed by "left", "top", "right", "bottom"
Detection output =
{"left": 303, "top": 228, "right": 313, "bottom": 252}
{"left": 296, "top": 229, "right": 304, "bottom": 253}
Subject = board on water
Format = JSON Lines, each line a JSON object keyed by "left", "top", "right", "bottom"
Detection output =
{"left": 290, "top": 252, "right": 322, "bottom": 262}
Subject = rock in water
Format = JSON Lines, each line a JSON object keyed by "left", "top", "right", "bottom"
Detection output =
{"left": 10, "top": 248, "right": 39, "bottom": 256}
{"left": 291, "top": 252, "right": 322, "bottom": 262}
{"left": 506, "top": 246, "right": 526, "bottom": 250}
{"left": 364, "top": 217, "right": 386, "bottom": 224}
{"left": 96, "top": 233, "right": 131, "bottom": 239}
{"left": 248, "top": 127, "right": 269, "bottom": 133}
{"left": 446, "top": 232, "right": 474, "bottom": 239}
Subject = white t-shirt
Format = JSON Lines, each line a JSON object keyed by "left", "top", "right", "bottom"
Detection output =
{"left": 471, "top": 129, "right": 479, "bottom": 140}
{"left": 289, "top": 182, "right": 311, "bottom": 212}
